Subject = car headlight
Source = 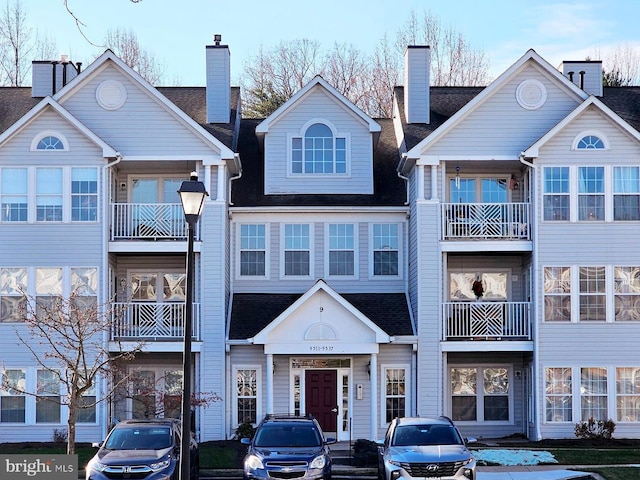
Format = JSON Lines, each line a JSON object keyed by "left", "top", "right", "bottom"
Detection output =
{"left": 388, "top": 459, "right": 403, "bottom": 468}
{"left": 309, "top": 455, "right": 326, "bottom": 469}
{"left": 87, "top": 460, "right": 107, "bottom": 473}
{"left": 149, "top": 457, "right": 171, "bottom": 472}
{"left": 245, "top": 454, "right": 264, "bottom": 471}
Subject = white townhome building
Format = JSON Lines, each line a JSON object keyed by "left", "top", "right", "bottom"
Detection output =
{"left": 0, "top": 38, "right": 639, "bottom": 444}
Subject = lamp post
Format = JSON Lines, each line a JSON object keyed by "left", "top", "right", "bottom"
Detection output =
{"left": 177, "top": 172, "right": 208, "bottom": 480}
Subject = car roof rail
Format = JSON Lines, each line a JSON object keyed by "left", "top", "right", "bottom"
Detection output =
{"left": 263, "top": 413, "right": 315, "bottom": 420}
{"left": 438, "top": 415, "right": 454, "bottom": 425}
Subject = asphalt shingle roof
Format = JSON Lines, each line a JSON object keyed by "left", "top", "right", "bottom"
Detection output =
{"left": 228, "top": 292, "right": 414, "bottom": 340}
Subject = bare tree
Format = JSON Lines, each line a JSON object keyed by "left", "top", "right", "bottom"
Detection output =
{"left": 395, "top": 10, "right": 490, "bottom": 87}
{"left": 2, "top": 292, "right": 144, "bottom": 454}
{"left": 104, "top": 28, "right": 164, "bottom": 84}
{"left": 602, "top": 43, "right": 640, "bottom": 86}
{"left": 364, "top": 34, "right": 401, "bottom": 118}
{"left": 0, "top": 0, "right": 32, "bottom": 86}
{"left": 241, "top": 39, "right": 323, "bottom": 118}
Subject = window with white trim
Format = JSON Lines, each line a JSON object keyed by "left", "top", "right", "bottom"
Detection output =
{"left": 0, "top": 368, "right": 26, "bottom": 423}
{"left": 616, "top": 367, "right": 640, "bottom": 422}
{"left": 36, "top": 268, "right": 63, "bottom": 320}
{"left": 545, "top": 367, "right": 572, "bottom": 422}
{"left": 578, "top": 166, "right": 605, "bottom": 221}
{"left": 580, "top": 367, "right": 607, "bottom": 421}
{"left": 373, "top": 224, "right": 398, "bottom": 276}
{"left": 579, "top": 266, "right": 606, "bottom": 321}
{"left": 240, "top": 224, "right": 266, "bottom": 276}
{"left": 291, "top": 122, "right": 347, "bottom": 174}
{"left": 283, "top": 224, "right": 310, "bottom": 277}
{"left": 450, "top": 366, "right": 510, "bottom": 422}
{"left": 76, "top": 383, "right": 97, "bottom": 423}
{"left": 71, "top": 168, "right": 98, "bottom": 222}
{"left": 31, "top": 131, "right": 69, "bottom": 151}
{"left": 614, "top": 266, "right": 640, "bottom": 321}
{"left": 613, "top": 166, "right": 640, "bottom": 220}
{"left": 543, "top": 267, "right": 571, "bottom": 322}
{"left": 36, "top": 167, "right": 63, "bottom": 222}
{"left": 129, "top": 368, "right": 183, "bottom": 419}
{"left": 1, "top": 168, "right": 27, "bottom": 222}
{"left": 36, "top": 369, "right": 60, "bottom": 423}
{"left": 37, "top": 136, "right": 64, "bottom": 150}
{"left": 576, "top": 135, "right": 605, "bottom": 149}
{"left": 384, "top": 367, "right": 407, "bottom": 423}
{"left": 235, "top": 367, "right": 259, "bottom": 425}
{"left": 0, "top": 267, "right": 27, "bottom": 323}
{"left": 328, "top": 224, "right": 355, "bottom": 276}
{"left": 543, "top": 167, "right": 570, "bottom": 221}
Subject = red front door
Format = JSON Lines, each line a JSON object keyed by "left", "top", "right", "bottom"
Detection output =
{"left": 305, "top": 370, "right": 337, "bottom": 432}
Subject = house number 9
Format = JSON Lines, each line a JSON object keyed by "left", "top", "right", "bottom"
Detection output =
{"left": 319, "top": 307, "right": 324, "bottom": 312}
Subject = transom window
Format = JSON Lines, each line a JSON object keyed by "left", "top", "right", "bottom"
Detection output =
{"left": 291, "top": 122, "right": 346, "bottom": 174}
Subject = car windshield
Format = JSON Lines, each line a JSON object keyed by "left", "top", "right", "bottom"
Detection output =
{"left": 104, "top": 426, "right": 173, "bottom": 450}
{"left": 392, "top": 425, "right": 462, "bottom": 446}
{"left": 254, "top": 424, "right": 321, "bottom": 448}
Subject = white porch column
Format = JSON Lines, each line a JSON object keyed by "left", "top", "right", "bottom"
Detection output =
{"left": 266, "top": 354, "right": 274, "bottom": 414}
{"left": 430, "top": 165, "right": 439, "bottom": 201}
{"left": 369, "top": 353, "right": 378, "bottom": 440}
{"left": 216, "top": 164, "right": 226, "bottom": 201}
{"left": 417, "top": 165, "right": 425, "bottom": 200}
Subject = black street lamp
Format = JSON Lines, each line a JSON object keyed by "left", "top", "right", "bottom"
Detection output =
{"left": 177, "top": 172, "right": 208, "bottom": 480}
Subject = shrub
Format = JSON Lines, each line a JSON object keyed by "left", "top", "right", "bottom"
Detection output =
{"left": 575, "top": 417, "right": 616, "bottom": 440}
{"left": 352, "top": 438, "right": 379, "bottom": 467}
{"left": 234, "top": 421, "right": 256, "bottom": 440}
{"left": 52, "top": 428, "right": 68, "bottom": 444}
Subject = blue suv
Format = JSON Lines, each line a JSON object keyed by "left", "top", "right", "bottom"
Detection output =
{"left": 242, "top": 414, "right": 336, "bottom": 480}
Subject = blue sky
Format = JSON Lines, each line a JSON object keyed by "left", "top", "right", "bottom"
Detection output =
{"left": 25, "top": 0, "right": 640, "bottom": 86}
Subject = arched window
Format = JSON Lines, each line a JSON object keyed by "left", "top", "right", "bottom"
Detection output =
{"left": 31, "top": 131, "right": 69, "bottom": 151}
{"left": 37, "top": 136, "right": 64, "bottom": 150}
{"left": 577, "top": 135, "right": 605, "bottom": 149}
{"left": 291, "top": 122, "right": 347, "bottom": 174}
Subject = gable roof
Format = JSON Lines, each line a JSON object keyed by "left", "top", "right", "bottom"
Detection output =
{"left": 256, "top": 75, "right": 381, "bottom": 134}
{"left": 524, "top": 95, "right": 640, "bottom": 158}
{"left": 228, "top": 288, "right": 413, "bottom": 341}
{"left": 402, "top": 49, "right": 589, "bottom": 163}
{"left": 0, "top": 97, "right": 118, "bottom": 157}
{"left": 52, "top": 50, "right": 238, "bottom": 161}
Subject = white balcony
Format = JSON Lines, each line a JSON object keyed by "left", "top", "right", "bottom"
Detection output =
{"left": 443, "top": 301, "right": 531, "bottom": 341}
{"left": 441, "top": 203, "right": 530, "bottom": 240}
{"left": 110, "top": 203, "right": 200, "bottom": 241}
{"left": 111, "top": 302, "right": 201, "bottom": 340}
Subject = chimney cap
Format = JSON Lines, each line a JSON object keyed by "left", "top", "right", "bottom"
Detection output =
{"left": 214, "top": 34, "right": 222, "bottom": 45}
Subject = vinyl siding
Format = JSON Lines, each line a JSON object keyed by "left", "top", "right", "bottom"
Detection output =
{"left": 60, "top": 65, "right": 219, "bottom": 157}
{"left": 264, "top": 87, "right": 374, "bottom": 194}
{"left": 425, "top": 65, "right": 581, "bottom": 157}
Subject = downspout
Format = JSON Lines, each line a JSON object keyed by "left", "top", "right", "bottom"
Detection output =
{"left": 398, "top": 153, "right": 410, "bottom": 206}
{"left": 227, "top": 154, "right": 242, "bottom": 206}
{"left": 101, "top": 152, "right": 122, "bottom": 440}
{"left": 520, "top": 152, "right": 541, "bottom": 441}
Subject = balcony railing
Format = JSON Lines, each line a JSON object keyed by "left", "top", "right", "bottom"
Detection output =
{"left": 111, "top": 302, "right": 201, "bottom": 340}
{"left": 110, "top": 203, "right": 200, "bottom": 241}
{"left": 441, "top": 203, "right": 530, "bottom": 240}
{"left": 443, "top": 301, "right": 531, "bottom": 341}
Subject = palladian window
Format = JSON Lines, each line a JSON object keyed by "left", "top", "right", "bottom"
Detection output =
{"left": 292, "top": 123, "right": 346, "bottom": 174}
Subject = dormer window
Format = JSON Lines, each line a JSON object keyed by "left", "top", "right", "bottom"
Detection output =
{"left": 291, "top": 122, "right": 347, "bottom": 174}
{"left": 31, "top": 131, "right": 69, "bottom": 151}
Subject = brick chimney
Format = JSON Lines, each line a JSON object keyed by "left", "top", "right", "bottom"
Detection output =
{"left": 206, "top": 34, "right": 231, "bottom": 123}
{"left": 404, "top": 45, "right": 430, "bottom": 124}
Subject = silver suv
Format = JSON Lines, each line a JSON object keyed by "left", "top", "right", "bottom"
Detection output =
{"left": 378, "top": 417, "right": 476, "bottom": 480}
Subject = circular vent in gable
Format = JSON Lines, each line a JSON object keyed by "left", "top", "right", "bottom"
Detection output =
{"left": 96, "top": 80, "right": 127, "bottom": 110}
{"left": 516, "top": 79, "right": 547, "bottom": 110}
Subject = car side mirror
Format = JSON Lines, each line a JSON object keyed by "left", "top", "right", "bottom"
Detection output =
{"left": 241, "top": 438, "right": 252, "bottom": 445}
{"left": 324, "top": 437, "right": 337, "bottom": 444}
{"left": 91, "top": 442, "right": 102, "bottom": 448}
{"left": 465, "top": 437, "right": 477, "bottom": 444}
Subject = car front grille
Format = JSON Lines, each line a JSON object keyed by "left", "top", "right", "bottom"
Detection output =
{"left": 102, "top": 465, "right": 152, "bottom": 479}
{"left": 265, "top": 460, "right": 309, "bottom": 479}
{"left": 400, "top": 460, "right": 465, "bottom": 478}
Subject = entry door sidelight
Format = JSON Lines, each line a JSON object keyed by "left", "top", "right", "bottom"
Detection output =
{"left": 305, "top": 370, "right": 337, "bottom": 432}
